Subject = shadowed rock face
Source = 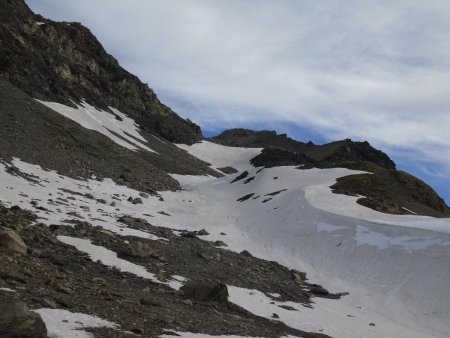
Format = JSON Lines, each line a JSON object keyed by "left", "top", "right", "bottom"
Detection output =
{"left": 0, "top": 0, "right": 201, "bottom": 144}
{"left": 331, "top": 170, "right": 450, "bottom": 217}
{"left": 0, "top": 302, "right": 47, "bottom": 338}
{"left": 181, "top": 281, "right": 229, "bottom": 303}
{"left": 0, "top": 229, "right": 28, "bottom": 254}
{"left": 211, "top": 129, "right": 396, "bottom": 170}
{"left": 250, "top": 148, "right": 316, "bottom": 168}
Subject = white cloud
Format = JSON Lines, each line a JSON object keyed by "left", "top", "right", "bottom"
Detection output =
{"left": 26, "top": 0, "right": 450, "bottom": 179}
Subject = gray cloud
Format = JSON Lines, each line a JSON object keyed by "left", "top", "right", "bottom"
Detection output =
{"left": 27, "top": 0, "right": 450, "bottom": 178}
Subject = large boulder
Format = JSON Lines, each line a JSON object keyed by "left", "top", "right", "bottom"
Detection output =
{"left": 181, "top": 281, "right": 229, "bottom": 303}
{"left": 0, "top": 302, "right": 47, "bottom": 338}
{"left": 118, "top": 241, "right": 152, "bottom": 258}
{"left": 0, "top": 229, "right": 27, "bottom": 254}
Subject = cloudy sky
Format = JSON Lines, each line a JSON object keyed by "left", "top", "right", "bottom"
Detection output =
{"left": 26, "top": 0, "right": 450, "bottom": 203}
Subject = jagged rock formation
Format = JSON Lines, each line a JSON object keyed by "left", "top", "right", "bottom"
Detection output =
{"left": 212, "top": 129, "right": 450, "bottom": 217}
{"left": 211, "top": 129, "right": 395, "bottom": 170}
{"left": 0, "top": 0, "right": 201, "bottom": 144}
{"left": 250, "top": 148, "right": 316, "bottom": 168}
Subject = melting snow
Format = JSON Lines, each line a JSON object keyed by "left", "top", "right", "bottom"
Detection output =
{"left": 58, "top": 235, "right": 185, "bottom": 290}
{"left": 1, "top": 141, "right": 450, "bottom": 337}
{"left": 58, "top": 235, "right": 158, "bottom": 281}
{"left": 169, "top": 141, "right": 450, "bottom": 337}
{"left": 167, "top": 275, "right": 188, "bottom": 290}
{"left": 0, "top": 158, "right": 166, "bottom": 240}
{"left": 37, "top": 99, "right": 157, "bottom": 153}
{"left": 33, "top": 308, "right": 119, "bottom": 338}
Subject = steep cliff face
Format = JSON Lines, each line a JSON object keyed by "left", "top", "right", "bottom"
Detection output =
{"left": 0, "top": 0, "right": 201, "bottom": 144}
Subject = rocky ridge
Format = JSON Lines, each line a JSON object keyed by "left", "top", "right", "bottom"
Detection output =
{"left": 211, "top": 129, "right": 450, "bottom": 217}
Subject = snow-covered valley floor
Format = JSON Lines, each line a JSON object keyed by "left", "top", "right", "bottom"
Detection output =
{"left": 1, "top": 140, "right": 450, "bottom": 337}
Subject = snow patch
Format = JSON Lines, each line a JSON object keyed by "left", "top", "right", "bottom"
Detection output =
{"left": 177, "top": 141, "right": 261, "bottom": 172}
{"left": 167, "top": 275, "right": 188, "bottom": 290}
{"left": 58, "top": 235, "right": 158, "bottom": 281}
{"left": 0, "top": 158, "right": 166, "bottom": 240}
{"left": 58, "top": 235, "right": 186, "bottom": 290}
{"left": 33, "top": 308, "right": 119, "bottom": 338}
{"left": 0, "top": 287, "right": 16, "bottom": 292}
{"left": 37, "top": 99, "right": 157, "bottom": 153}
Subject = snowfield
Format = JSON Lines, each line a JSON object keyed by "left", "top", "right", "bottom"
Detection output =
{"left": 1, "top": 140, "right": 450, "bottom": 337}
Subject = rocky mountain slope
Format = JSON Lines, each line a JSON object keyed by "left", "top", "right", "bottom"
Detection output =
{"left": 211, "top": 129, "right": 450, "bottom": 217}
{"left": 0, "top": 79, "right": 218, "bottom": 193}
{"left": 0, "top": 204, "right": 332, "bottom": 338}
{"left": 1, "top": 1, "right": 450, "bottom": 338}
{"left": 0, "top": 0, "right": 201, "bottom": 144}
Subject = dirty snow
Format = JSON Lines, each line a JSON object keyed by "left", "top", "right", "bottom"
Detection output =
{"left": 0, "top": 158, "right": 165, "bottom": 240}
{"left": 37, "top": 100, "right": 157, "bottom": 153}
{"left": 34, "top": 308, "right": 119, "bottom": 338}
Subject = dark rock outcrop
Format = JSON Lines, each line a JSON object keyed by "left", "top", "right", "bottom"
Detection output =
{"left": 217, "top": 166, "right": 238, "bottom": 174}
{"left": 331, "top": 170, "right": 450, "bottom": 217}
{"left": 0, "top": 302, "right": 47, "bottom": 338}
{"left": 211, "top": 129, "right": 395, "bottom": 170}
{"left": 0, "top": 0, "right": 201, "bottom": 144}
{"left": 251, "top": 147, "right": 316, "bottom": 168}
{"left": 181, "top": 281, "right": 229, "bottom": 303}
{"left": 0, "top": 229, "right": 27, "bottom": 254}
{"left": 230, "top": 171, "right": 249, "bottom": 183}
